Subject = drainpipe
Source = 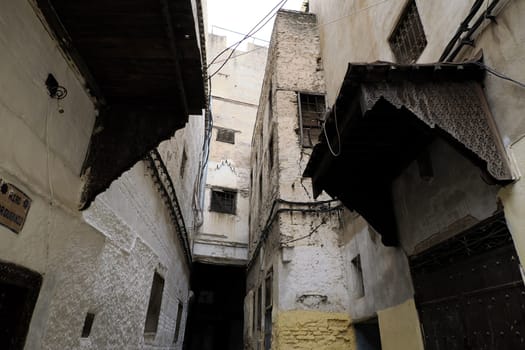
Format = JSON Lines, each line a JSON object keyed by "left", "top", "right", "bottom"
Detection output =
{"left": 440, "top": 0, "right": 505, "bottom": 62}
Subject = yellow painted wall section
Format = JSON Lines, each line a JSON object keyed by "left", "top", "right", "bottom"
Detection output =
{"left": 273, "top": 310, "right": 356, "bottom": 350}
{"left": 377, "top": 299, "right": 424, "bottom": 350}
{"left": 500, "top": 136, "right": 525, "bottom": 266}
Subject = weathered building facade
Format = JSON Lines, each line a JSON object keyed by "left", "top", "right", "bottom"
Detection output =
{"left": 193, "top": 33, "right": 267, "bottom": 265}
{"left": 0, "top": 0, "right": 205, "bottom": 349}
{"left": 183, "top": 33, "right": 268, "bottom": 350}
{"left": 246, "top": 10, "right": 355, "bottom": 350}
{"left": 303, "top": 0, "right": 525, "bottom": 349}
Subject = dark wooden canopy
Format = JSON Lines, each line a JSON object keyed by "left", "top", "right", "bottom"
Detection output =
{"left": 304, "top": 62, "right": 512, "bottom": 246}
{"left": 37, "top": 0, "right": 205, "bottom": 208}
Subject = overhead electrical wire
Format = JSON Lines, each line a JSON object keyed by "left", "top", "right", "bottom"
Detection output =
{"left": 208, "top": 0, "right": 288, "bottom": 80}
{"left": 475, "top": 62, "right": 525, "bottom": 89}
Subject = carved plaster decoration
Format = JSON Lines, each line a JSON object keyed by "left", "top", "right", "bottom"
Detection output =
{"left": 360, "top": 80, "right": 512, "bottom": 180}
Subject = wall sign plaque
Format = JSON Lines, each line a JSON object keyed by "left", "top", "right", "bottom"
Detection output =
{"left": 0, "top": 179, "right": 31, "bottom": 234}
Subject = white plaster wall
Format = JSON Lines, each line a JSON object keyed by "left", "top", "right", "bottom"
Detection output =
{"left": 0, "top": 0, "right": 96, "bottom": 209}
{"left": 83, "top": 162, "right": 192, "bottom": 350}
{"left": 309, "top": 0, "right": 473, "bottom": 105}
{"left": 340, "top": 213, "right": 414, "bottom": 321}
{"left": 277, "top": 213, "right": 349, "bottom": 313}
{"left": 310, "top": 0, "right": 525, "bottom": 147}
{"left": 393, "top": 139, "right": 500, "bottom": 254}
{"left": 158, "top": 114, "right": 205, "bottom": 238}
{"left": 0, "top": 2, "right": 194, "bottom": 349}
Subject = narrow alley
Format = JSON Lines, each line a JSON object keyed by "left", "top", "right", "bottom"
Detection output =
{"left": 1, "top": 0, "right": 525, "bottom": 350}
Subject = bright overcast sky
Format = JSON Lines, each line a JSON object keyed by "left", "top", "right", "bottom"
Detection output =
{"left": 207, "top": 0, "right": 304, "bottom": 47}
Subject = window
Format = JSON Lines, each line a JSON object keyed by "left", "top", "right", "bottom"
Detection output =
{"left": 264, "top": 271, "right": 273, "bottom": 350}
{"left": 256, "top": 285, "right": 262, "bottom": 331}
{"left": 298, "top": 93, "right": 325, "bottom": 148}
{"left": 268, "top": 134, "right": 274, "bottom": 170}
{"left": 252, "top": 289, "right": 258, "bottom": 335}
{"left": 81, "top": 313, "right": 95, "bottom": 338}
{"left": 351, "top": 255, "right": 365, "bottom": 298}
{"left": 173, "top": 302, "right": 183, "bottom": 343}
{"left": 258, "top": 173, "right": 263, "bottom": 207}
{"left": 216, "top": 128, "right": 235, "bottom": 144}
{"left": 144, "top": 272, "right": 165, "bottom": 334}
{"left": 210, "top": 188, "right": 237, "bottom": 214}
{"left": 180, "top": 148, "right": 187, "bottom": 179}
{"left": 388, "top": 0, "right": 427, "bottom": 64}
{"left": 264, "top": 272, "right": 273, "bottom": 309}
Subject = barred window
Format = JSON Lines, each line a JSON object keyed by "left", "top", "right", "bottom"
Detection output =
{"left": 210, "top": 189, "right": 237, "bottom": 214}
{"left": 216, "top": 128, "right": 235, "bottom": 144}
{"left": 389, "top": 0, "right": 427, "bottom": 64}
{"left": 298, "top": 93, "right": 325, "bottom": 148}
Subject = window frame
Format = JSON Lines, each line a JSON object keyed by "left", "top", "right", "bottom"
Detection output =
{"left": 209, "top": 187, "right": 237, "bottom": 215}
{"left": 216, "top": 128, "right": 236, "bottom": 144}
{"left": 388, "top": 0, "right": 427, "bottom": 64}
{"left": 297, "top": 92, "right": 326, "bottom": 148}
{"left": 180, "top": 148, "right": 187, "bottom": 179}
{"left": 144, "top": 272, "right": 165, "bottom": 335}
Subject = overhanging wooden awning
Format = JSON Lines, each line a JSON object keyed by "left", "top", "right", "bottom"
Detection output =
{"left": 304, "top": 62, "right": 512, "bottom": 246}
{"left": 36, "top": 0, "right": 206, "bottom": 209}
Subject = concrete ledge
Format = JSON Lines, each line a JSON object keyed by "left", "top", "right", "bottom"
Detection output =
{"left": 192, "top": 239, "right": 248, "bottom": 265}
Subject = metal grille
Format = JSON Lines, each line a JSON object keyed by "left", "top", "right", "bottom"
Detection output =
{"left": 389, "top": 0, "right": 427, "bottom": 64}
{"left": 298, "top": 93, "right": 325, "bottom": 148}
{"left": 410, "top": 213, "right": 525, "bottom": 350}
{"left": 210, "top": 189, "right": 236, "bottom": 214}
{"left": 410, "top": 213, "right": 512, "bottom": 273}
{"left": 216, "top": 128, "right": 235, "bottom": 144}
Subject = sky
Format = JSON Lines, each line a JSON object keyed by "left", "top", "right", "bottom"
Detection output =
{"left": 206, "top": 0, "right": 304, "bottom": 47}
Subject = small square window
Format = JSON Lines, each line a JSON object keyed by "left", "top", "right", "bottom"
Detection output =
{"left": 210, "top": 189, "right": 237, "bottom": 214}
{"left": 216, "top": 128, "right": 235, "bottom": 144}
{"left": 298, "top": 93, "right": 325, "bottom": 148}
{"left": 389, "top": 0, "right": 427, "bottom": 64}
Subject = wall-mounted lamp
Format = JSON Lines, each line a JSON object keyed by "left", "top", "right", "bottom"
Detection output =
{"left": 45, "top": 73, "right": 67, "bottom": 113}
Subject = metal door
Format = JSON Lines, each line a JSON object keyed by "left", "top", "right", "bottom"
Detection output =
{"left": 410, "top": 214, "right": 525, "bottom": 350}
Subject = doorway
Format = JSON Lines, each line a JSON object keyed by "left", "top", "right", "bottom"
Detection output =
{"left": 183, "top": 263, "right": 245, "bottom": 350}
{"left": 410, "top": 213, "right": 525, "bottom": 349}
{"left": 0, "top": 261, "right": 42, "bottom": 350}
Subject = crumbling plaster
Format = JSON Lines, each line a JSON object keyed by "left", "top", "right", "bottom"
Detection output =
{"left": 246, "top": 10, "right": 350, "bottom": 350}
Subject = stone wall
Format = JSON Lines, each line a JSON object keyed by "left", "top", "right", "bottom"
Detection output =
{"left": 273, "top": 310, "right": 356, "bottom": 350}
